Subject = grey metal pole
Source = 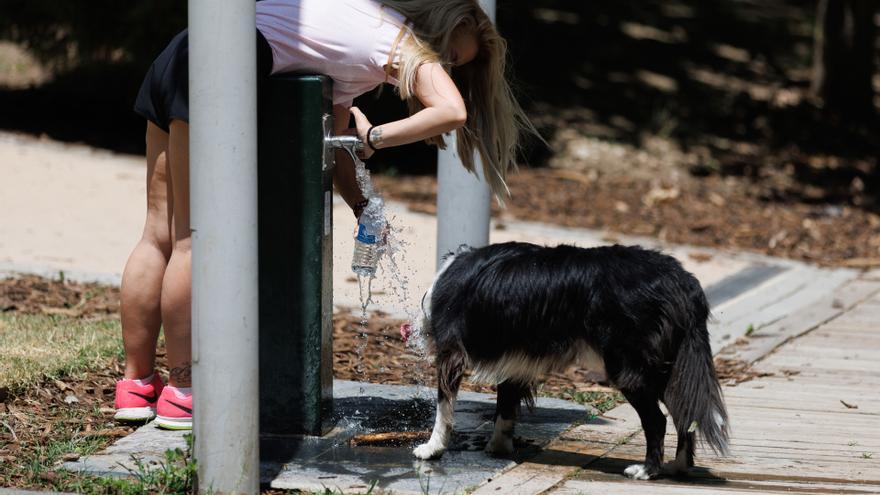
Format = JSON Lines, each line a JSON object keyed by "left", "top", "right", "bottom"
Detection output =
{"left": 189, "top": 0, "right": 259, "bottom": 492}
{"left": 436, "top": 0, "right": 496, "bottom": 267}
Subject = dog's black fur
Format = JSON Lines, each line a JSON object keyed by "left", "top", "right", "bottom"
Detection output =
{"left": 413, "top": 242, "right": 729, "bottom": 480}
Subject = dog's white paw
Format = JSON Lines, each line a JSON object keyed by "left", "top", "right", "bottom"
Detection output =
{"left": 484, "top": 434, "right": 514, "bottom": 456}
{"left": 413, "top": 442, "right": 445, "bottom": 460}
{"left": 624, "top": 464, "right": 651, "bottom": 480}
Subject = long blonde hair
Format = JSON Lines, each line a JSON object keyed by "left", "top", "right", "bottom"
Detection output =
{"left": 377, "top": 0, "right": 537, "bottom": 198}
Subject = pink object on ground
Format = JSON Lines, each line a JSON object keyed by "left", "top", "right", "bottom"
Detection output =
{"left": 400, "top": 322, "right": 413, "bottom": 342}
{"left": 113, "top": 374, "right": 165, "bottom": 422}
{"left": 155, "top": 386, "right": 193, "bottom": 430}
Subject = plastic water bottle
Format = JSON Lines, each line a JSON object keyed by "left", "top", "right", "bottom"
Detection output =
{"left": 352, "top": 197, "right": 386, "bottom": 277}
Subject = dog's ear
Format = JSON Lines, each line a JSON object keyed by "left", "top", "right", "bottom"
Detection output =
{"left": 440, "top": 244, "right": 472, "bottom": 263}
{"left": 420, "top": 291, "right": 430, "bottom": 314}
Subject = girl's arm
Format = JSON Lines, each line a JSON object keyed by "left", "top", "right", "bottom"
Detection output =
{"left": 331, "top": 104, "right": 367, "bottom": 216}
{"left": 350, "top": 62, "right": 466, "bottom": 157}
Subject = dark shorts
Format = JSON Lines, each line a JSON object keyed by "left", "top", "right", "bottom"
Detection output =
{"left": 134, "top": 29, "right": 273, "bottom": 132}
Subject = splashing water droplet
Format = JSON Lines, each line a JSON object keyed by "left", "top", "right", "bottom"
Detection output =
{"left": 348, "top": 151, "right": 432, "bottom": 390}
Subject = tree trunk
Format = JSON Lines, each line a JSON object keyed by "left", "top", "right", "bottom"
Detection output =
{"left": 811, "top": 0, "right": 877, "bottom": 121}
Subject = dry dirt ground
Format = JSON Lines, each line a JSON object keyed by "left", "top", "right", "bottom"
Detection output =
{"left": 374, "top": 161, "right": 880, "bottom": 268}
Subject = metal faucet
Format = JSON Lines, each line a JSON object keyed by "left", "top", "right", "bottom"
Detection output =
{"left": 324, "top": 134, "right": 364, "bottom": 164}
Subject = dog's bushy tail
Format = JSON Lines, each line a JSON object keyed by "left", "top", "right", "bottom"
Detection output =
{"left": 664, "top": 297, "right": 730, "bottom": 455}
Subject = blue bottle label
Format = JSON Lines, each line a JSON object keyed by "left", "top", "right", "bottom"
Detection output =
{"left": 356, "top": 224, "right": 377, "bottom": 244}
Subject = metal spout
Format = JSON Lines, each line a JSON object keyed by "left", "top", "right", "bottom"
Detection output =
{"left": 325, "top": 135, "right": 364, "bottom": 163}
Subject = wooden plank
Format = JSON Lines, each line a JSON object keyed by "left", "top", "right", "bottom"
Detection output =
{"left": 555, "top": 478, "right": 880, "bottom": 495}
{"left": 601, "top": 442, "right": 880, "bottom": 483}
{"left": 470, "top": 463, "right": 572, "bottom": 495}
{"left": 501, "top": 278, "right": 880, "bottom": 494}
{"left": 755, "top": 359, "right": 880, "bottom": 374}
{"left": 708, "top": 267, "right": 855, "bottom": 354}
{"left": 723, "top": 279, "right": 880, "bottom": 365}
{"left": 767, "top": 343, "right": 880, "bottom": 358}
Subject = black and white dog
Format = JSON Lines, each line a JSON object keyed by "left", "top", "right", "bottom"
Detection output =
{"left": 410, "top": 242, "right": 729, "bottom": 480}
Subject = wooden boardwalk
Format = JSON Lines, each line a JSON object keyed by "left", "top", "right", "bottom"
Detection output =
{"left": 475, "top": 272, "right": 880, "bottom": 495}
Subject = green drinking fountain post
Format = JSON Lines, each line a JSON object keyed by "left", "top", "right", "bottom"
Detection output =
{"left": 257, "top": 74, "right": 352, "bottom": 436}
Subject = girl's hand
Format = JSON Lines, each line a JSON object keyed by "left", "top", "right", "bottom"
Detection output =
{"left": 349, "top": 106, "right": 376, "bottom": 160}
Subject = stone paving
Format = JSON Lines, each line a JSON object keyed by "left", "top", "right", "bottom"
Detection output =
{"left": 64, "top": 381, "right": 586, "bottom": 494}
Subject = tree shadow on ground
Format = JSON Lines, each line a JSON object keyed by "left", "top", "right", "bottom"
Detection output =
{"left": 498, "top": 0, "right": 878, "bottom": 207}
{"left": 0, "top": 0, "right": 876, "bottom": 205}
{"left": 0, "top": 63, "right": 148, "bottom": 154}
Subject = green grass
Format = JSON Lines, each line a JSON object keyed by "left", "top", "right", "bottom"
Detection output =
{"left": 50, "top": 434, "right": 197, "bottom": 495}
{"left": 0, "top": 313, "right": 123, "bottom": 395}
{"left": 556, "top": 389, "right": 625, "bottom": 415}
{"left": 0, "top": 312, "right": 133, "bottom": 490}
{"left": 1, "top": 402, "right": 118, "bottom": 488}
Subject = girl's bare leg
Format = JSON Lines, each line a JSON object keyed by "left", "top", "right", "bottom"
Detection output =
{"left": 161, "top": 119, "right": 193, "bottom": 388}
{"left": 120, "top": 122, "right": 174, "bottom": 380}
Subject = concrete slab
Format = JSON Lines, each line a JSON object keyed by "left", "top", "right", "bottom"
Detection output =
{"left": 63, "top": 380, "right": 588, "bottom": 494}
{"left": 61, "top": 422, "right": 189, "bottom": 479}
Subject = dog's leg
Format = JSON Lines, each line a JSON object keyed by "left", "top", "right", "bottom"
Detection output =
{"left": 664, "top": 430, "right": 695, "bottom": 475}
{"left": 485, "top": 380, "right": 529, "bottom": 456}
{"left": 413, "top": 384, "right": 460, "bottom": 460}
{"left": 414, "top": 351, "right": 465, "bottom": 460}
{"left": 621, "top": 389, "right": 666, "bottom": 480}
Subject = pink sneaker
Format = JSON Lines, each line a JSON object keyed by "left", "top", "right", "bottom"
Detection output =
{"left": 114, "top": 374, "right": 165, "bottom": 422}
{"left": 155, "top": 386, "right": 193, "bottom": 430}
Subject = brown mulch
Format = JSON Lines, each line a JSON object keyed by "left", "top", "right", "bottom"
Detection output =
{"left": 0, "top": 275, "right": 609, "bottom": 398}
{"left": 373, "top": 167, "right": 880, "bottom": 267}
{"left": 0, "top": 357, "right": 140, "bottom": 488}
{"left": 0, "top": 274, "right": 774, "bottom": 398}
{"left": 713, "top": 357, "right": 774, "bottom": 386}
{"left": 333, "top": 310, "right": 615, "bottom": 397}
{"left": 0, "top": 276, "right": 168, "bottom": 489}
{"left": 0, "top": 274, "right": 120, "bottom": 317}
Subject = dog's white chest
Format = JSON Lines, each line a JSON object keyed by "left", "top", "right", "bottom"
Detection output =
{"left": 470, "top": 342, "right": 608, "bottom": 385}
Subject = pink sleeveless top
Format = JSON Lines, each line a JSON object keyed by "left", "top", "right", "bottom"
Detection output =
{"left": 256, "top": 0, "right": 410, "bottom": 108}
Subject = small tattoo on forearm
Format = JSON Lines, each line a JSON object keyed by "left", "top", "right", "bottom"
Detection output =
{"left": 170, "top": 362, "right": 192, "bottom": 387}
{"left": 370, "top": 126, "right": 384, "bottom": 147}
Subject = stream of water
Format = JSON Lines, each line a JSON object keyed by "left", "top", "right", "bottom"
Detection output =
{"left": 349, "top": 154, "right": 429, "bottom": 387}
